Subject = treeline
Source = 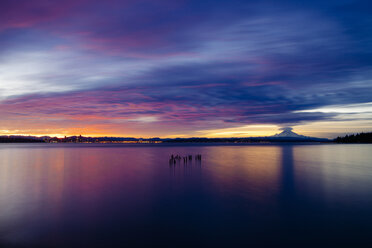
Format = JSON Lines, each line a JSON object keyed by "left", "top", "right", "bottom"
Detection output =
{"left": 0, "top": 136, "right": 45, "bottom": 143}
{"left": 334, "top": 132, "right": 372, "bottom": 143}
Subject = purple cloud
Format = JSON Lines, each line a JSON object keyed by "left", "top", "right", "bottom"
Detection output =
{"left": 0, "top": 0, "right": 372, "bottom": 137}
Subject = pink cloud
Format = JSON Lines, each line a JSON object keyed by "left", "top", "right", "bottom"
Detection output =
{"left": 0, "top": 0, "right": 88, "bottom": 31}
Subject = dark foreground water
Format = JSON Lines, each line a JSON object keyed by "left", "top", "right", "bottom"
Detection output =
{"left": 0, "top": 143, "right": 372, "bottom": 247}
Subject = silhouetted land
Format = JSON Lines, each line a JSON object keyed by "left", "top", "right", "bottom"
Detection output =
{"left": 0, "top": 136, "right": 45, "bottom": 143}
{"left": 0, "top": 135, "right": 329, "bottom": 143}
{"left": 2, "top": 133, "right": 372, "bottom": 143}
{"left": 164, "top": 137, "right": 329, "bottom": 143}
{"left": 334, "top": 132, "right": 372, "bottom": 143}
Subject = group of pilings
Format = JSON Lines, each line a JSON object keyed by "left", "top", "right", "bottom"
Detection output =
{"left": 169, "top": 154, "right": 202, "bottom": 165}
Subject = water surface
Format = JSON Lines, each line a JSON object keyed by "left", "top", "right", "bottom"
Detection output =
{"left": 0, "top": 143, "right": 371, "bottom": 247}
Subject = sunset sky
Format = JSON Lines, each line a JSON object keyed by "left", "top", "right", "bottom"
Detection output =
{"left": 0, "top": 0, "right": 371, "bottom": 138}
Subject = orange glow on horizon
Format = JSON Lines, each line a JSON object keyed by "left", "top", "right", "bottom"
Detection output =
{"left": 1, "top": 120, "right": 371, "bottom": 139}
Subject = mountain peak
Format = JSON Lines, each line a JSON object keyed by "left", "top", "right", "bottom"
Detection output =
{"left": 272, "top": 127, "right": 307, "bottom": 138}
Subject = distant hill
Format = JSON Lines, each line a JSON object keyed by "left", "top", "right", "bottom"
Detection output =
{"left": 334, "top": 132, "right": 372, "bottom": 143}
{"left": 0, "top": 136, "right": 45, "bottom": 143}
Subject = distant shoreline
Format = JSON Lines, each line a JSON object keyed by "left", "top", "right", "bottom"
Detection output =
{"left": 1, "top": 142, "right": 372, "bottom": 148}
{"left": 1, "top": 132, "right": 371, "bottom": 144}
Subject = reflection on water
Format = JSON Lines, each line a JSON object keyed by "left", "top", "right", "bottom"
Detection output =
{"left": 0, "top": 144, "right": 372, "bottom": 247}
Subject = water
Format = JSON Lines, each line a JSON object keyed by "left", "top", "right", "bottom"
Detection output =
{"left": 0, "top": 143, "right": 371, "bottom": 247}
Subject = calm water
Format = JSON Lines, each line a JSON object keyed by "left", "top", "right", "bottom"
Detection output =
{"left": 0, "top": 143, "right": 372, "bottom": 247}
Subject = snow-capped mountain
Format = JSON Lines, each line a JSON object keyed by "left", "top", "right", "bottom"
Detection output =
{"left": 272, "top": 127, "right": 308, "bottom": 138}
{"left": 267, "top": 127, "right": 329, "bottom": 141}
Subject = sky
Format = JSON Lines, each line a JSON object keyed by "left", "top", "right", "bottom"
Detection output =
{"left": 0, "top": 0, "right": 371, "bottom": 138}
